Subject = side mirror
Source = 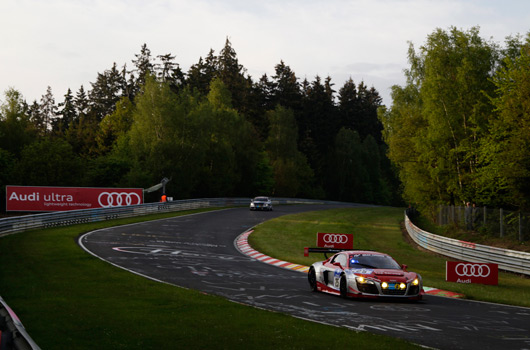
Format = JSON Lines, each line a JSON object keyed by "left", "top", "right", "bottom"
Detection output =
{"left": 401, "top": 264, "right": 408, "bottom": 271}
{"left": 333, "top": 262, "right": 342, "bottom": 268}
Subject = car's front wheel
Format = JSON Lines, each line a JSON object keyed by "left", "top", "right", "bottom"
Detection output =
{"left": 308, "top": 267, "right": 317, "bottom": 292}
{"left": 339, "top": 275, "right": 348, "bottom": 298}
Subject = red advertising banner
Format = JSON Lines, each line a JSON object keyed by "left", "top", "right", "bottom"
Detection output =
{"left": 6, "top": 186, "right": 144, "bottom": 212}
{"left": 316, "top": 232, "right": 353, "bottom": 249}
{"left": 446, "top": 261, "right": 498, "bottom": 285}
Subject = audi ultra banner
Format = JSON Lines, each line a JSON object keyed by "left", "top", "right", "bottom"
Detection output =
{"left": 316, "top": 232, "right": 354, "bottom": 250}
{"left": 6, "top": 186, "right": 143, "bottom": 212}
{"left": 446, "top": 261, "right": 498, "bottom": 285}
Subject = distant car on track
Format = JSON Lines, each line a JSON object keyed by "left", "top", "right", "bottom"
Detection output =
{"left": 249, "top": 196, "right": 273, "bottom": 211}
{"left": 308, "top": 250, "right": 423, "bottom": 300}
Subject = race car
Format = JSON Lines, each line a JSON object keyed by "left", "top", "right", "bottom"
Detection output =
{"left": 307, "top": 250, "right": 423, "bottom": 300}
{"left": 249, "top": 196, "right": 273, "bottom": 211}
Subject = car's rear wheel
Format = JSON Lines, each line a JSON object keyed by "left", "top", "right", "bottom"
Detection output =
{"left": 308, "top": 267, "right": 317, "bottom": 292}
{"left": 339, "top": 275, "right": 348, "bottom": 298}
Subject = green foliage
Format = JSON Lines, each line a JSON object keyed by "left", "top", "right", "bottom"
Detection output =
{"left": 480, "top": 38, "right": 530, "bottom": 209}
{"left": 418, "top": 27, "right": 496, "bottom": 203}
{"left": 95, "top": 96, "right": 134, "bottom": 155}
{"left": 265, "top": 106, "right": 314, "bottom": 197}
{"left": 126, "top": 75, "right": 206, "bottom": 196}
{"left": 0, "top": 88, "right": 36, "bottom": 156}
{"left": 1, "top": 40, "right": 397, "bottom": 204}
{"left": 13, "top": 137, "right": 83, "bottom": 186}
{"left": 380, "top": 26, "right": 529, "bottom": 215}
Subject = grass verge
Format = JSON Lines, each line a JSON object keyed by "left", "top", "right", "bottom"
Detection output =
{"left": 248, "top": 206, "right": 530, "bottom": 308}
{"left": 0, "top": 208, "right": 422, "bottom": 349}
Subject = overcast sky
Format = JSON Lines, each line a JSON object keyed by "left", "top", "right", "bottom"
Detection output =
{"left": 2, "top": 0, "right": 530, "bottom": 106}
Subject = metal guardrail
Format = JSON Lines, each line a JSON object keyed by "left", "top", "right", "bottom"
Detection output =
{"left": 404, "top": 213, "right": 530, "bottom": 276}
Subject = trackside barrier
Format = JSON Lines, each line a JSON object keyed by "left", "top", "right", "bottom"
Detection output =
{"left": 404, "top": 213, "right": 530, "bottom": 276}
{"left": 0, "top": 296, "right": 40, "bottom": 350}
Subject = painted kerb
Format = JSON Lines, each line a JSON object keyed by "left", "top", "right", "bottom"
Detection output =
{"left": 405, "top": 212, "right": 530, "bottom": 276}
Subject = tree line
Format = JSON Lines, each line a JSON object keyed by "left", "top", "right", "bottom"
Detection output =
{"left": 0, "top": 39, "right": 399, "bottom": 208}
{"left": 379, "top": 26, "right": 530, "bottom": 217}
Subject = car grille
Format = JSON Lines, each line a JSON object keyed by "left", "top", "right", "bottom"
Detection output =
{"left": 381, "top": 289, "right": 407, "bottom": 296}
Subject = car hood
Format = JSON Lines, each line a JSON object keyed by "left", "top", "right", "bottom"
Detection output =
{"left": 348, "top": 268, "right": 416, "bottom": 279}
{"left": 373, "top": 269, "right": 405, "bottom": 276}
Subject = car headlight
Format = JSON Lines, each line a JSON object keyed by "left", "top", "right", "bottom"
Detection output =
{"left": 412, "top": 278, "right": 419, "bottom": 286}
{"left": 355, "top": 277, "right": 374, "bottom": 284}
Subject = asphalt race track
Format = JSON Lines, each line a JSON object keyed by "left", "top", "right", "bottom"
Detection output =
{"left": 79, "top": 204, "right": 530, "bottom": 350}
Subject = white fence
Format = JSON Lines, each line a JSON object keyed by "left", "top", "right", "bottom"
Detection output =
{"left": 405, "top": 213, "right": 530, "bottom": 276}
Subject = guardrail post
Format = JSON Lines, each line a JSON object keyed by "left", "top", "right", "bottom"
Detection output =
{"left": 500, "top": 208, "right": 504, "bottom": 238}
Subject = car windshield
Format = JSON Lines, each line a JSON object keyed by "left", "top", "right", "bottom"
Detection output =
{"left": 254, "top": 197, "right": 268, "bottom": 201}
{"left": 348, "top": 254, "right": 401, "bottom": 269}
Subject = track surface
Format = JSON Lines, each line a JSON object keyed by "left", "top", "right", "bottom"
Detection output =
{"left": 79, "top": 205, "right": 530, "bottom": 350}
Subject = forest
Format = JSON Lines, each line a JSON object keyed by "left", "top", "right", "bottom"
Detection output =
{"left": 0, "top": 38, "right": 397, "bottom": 209}
{"left": 380, "top": 26, "right": 530, "bottom": 216}
{"left": 3, "top": 26, "right": 530, "bottom": 216}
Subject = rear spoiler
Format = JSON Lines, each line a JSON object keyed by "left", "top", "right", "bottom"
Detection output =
{"left": 304, "top": 247, "right": 348, "bottom": 258}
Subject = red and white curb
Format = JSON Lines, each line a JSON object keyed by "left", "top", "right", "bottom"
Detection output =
{"left": 236, "top": 229, "right": 464, "bottom": 299}
{"left": 236, "top": 230, "right": 309, "bottom": 273}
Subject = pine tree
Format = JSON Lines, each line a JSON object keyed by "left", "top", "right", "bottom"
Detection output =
{"left": 271, "top": 61, "right": 302, "bottom": 111}
{"left": 131, "top": 43, "right": 154, "bottom": 92}
{"left": 187, "top": 49, "right": 218, "bottom": 96}
{"left": 39, "top": 86, "right": 57, "bottom": 135}
{"left": 89, "top": 63, "right": 126, "bottom": 121}
{"left": 156, "top": 53, "right": 185, "bottom": 93}
{"left": 338, "top": 78, "right": 359, "bottom": 131}
{"left": 216, "top": 38, "right": 250, "bottom": 112}
{"left": 246, "top": 74, "right": 274, "bottom": 140}
{"left": 299, "top": 75, "right": 339, "bottom": 180}
{"left": 55, "top": 88, "right": 77, "bottom": 135}
{"left": 74, "top": 85, "right": 89, "bottom": 117}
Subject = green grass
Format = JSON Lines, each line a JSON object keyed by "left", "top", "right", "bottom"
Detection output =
{"left": 0, "top": 208, "right": 422, "bottom": 350}
{"left": 249, "top": 206, "right": 530, "bottom": 308}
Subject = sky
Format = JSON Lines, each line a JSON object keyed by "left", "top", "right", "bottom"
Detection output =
{"left": 1, "top": 0, "right": 530, "bottom": 107}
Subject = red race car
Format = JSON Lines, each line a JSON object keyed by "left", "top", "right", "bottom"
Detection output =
{"left": 308, "top": 250, "right": 423, "bottom": 300}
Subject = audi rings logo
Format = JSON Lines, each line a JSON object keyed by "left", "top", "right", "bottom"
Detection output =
{"left": 98, "top": 192, "right": 142, "bottom": 208}
{"left": 455, "top": 263, "right": 491, "bottom": 278}
{"left": 323, "top": 234, "right": 349, "bottom": 244}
